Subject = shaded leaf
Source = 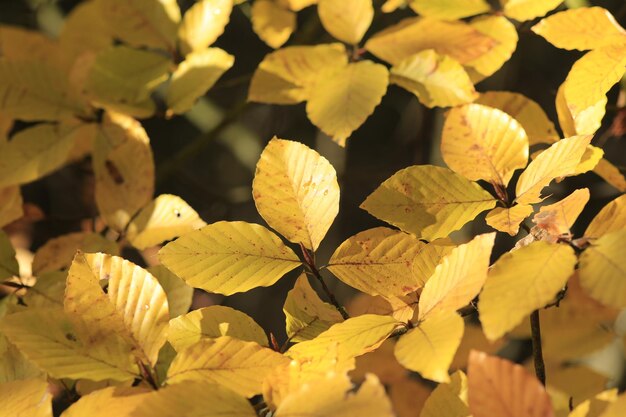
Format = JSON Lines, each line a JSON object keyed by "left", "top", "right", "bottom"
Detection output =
{"left": 61, "top": 386, "right": 151, "bottom": 417}
{"left": 147, "top": 265, "right": 193, "bottom": 319}
{"left": 0, "top": 231, "right": 19, "bottom": 280}
{"left": 420, "top": 370, "right": 470, "bottom": 417}
{"left": 486, "top": 205, "right": 534, "bottom": 236}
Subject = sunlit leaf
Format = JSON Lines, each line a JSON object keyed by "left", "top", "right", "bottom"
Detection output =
{"left": 317, "top": 0, "right": 373, "bottom": 44}
{"left": 0, "top": 187, "right": 23, "bottom": 229}
{"left": 479, "top": 242, "right": 576, "bottom": 340}
{"left": 159, "top": 221, "right": 301, "bottom": 295}
{"left": 59, "top": 1, "right": 113, "bottom": 63}
{"left": 252, "top": 138, "right": 339, "bottom": 251}
{"left": 578, "top": 230, "right": 626, "bottom": 308}
{"left": 412, "top": 240, "right": 456, "bottom": 286}
{"left": 306, "top": 60, "right": 388, "bottom": 146}
{"left": 361, "top": 165, "right": 497, "bottom": 240}
{"left": 515, "top": 135, "right": 591, "bottom": 205}
{"left": 501, "top": 0, "right": 563, "bottom": 22}
{"left": 61, "top": 386, "right": 151, "bottom": 417}
{"left": 476, "top": 91, "right": 559, "bottom": 145}
{"left": 178, "top": 0, "right": 233, "bottom": 56}
{"left": 574, "top": 145, "right": 603, "bottom": 176}
{"left": 395, "top": 311, "right": 464, "bottom": 382}
{"left": 284, "top": 274, "right": 344, "bottom": 342}
{"left": 65, "top": 252, "right": 169, "bottom": 365}
{"left": 126, "top": 194, "right": 206, "bottom": 250}
{"left": 468, "top": 351, "right": 554, "bottom": 417}
{"left": 248, "top": 43, "right": 347, "bottom": 104}
{"left": 533, "top": 188, "right": 589, "bottom": 237}
{"left": 420, "top": 370, "right": 470, "bottom": 417}
{"left": 532, "top": 7, "right": 626, "bottom": 51}
{"left": 556, "top": 82, "right": 606, "bottom": 137}
{"left": 593, "top": 158, "right": 626, "bottom": 193}
{"left": 418, "top": 233, "right": 495, "bottom": 320}
{"left": 167, "top": 336, "right": 288, "bottom": 397}
{"left": 584, "top": 194, "right": 625, "bottom": 239}
{"left": 168, "top": 305, "right": 268, "bottom": 351}
{"left": 390, "top": 50, "right": 477, "bottom": 108}
{"left": 409, "top": 0, "right": 489, "bottom": 20}
{"left": 251, "top": 0, "right": 295, "bottom": 49}
{"left": 93, "top": 111, "right": 155, "bottom": 232}
{"left": 147, "top": 265, "right": 193, "bottom": 319}
{"left": 0, "top": 378, "right": 52, "bottom": 417}
{"left": 166, "top": 48, "right": 234, "bottom": 115}
{"left": 486, "top": 205, "right": 534, "bottom": 236}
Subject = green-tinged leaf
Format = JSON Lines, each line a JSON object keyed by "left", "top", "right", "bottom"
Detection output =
{"left": 479, "top": 242, "right": 576, "bottom": 340}
{"left": 501, "top": 0, "right": 563, "bottom": 22}
{"left": 485, "top": 205, "right": 534, "bottom": 236}
{"left": 93, "top": 111, "right": 155, "bottom": 232}
{"left": 166, "top": 336, "right": 288, "bottom": 397}
{"left": 306, "top": 60, "right": 388, "bottom": 146}
{"left": 328, "top": 227, "right": 425, "bottom": 297}
{"left": 132, "top": 380, "right": 257, "bottom": 417}
{"left": 166, "top": 48, "right": 234, "bottom": 115}
{"left": 159, "top": 221, "right": 301, "bottom": 295}
{"left": 0, "top": 334, "right": 43, "bottom": 383}
{"left": 318, "top": 0, "right": 373, "bottom": 44}
{"left": 395, "top": 311, "right": 464, "bottom": 383}
{"left": 409, "top": 0, "right": 490, "bottom": 20}
{"left": 65, "top": 252, "right": 169, "bottom": 365}
{"left": 61, "top": 386, "right": 151, "bottom": 417}
{"left": 578, "top": 230, "right": 626, "bottom": 308}
{"left": 390, "top": 50, "right": 477, "bottom": 108}
{"left": 168, "top": 305, "right": 268, "bottom": 351}
{"left": 420, "top": 370, "right": 470, "bottom": 417}
{"left": 32, "top": 232, "right": 119, "bottom": 275}
{"left": 0, "top": 186, "right": 22, "bottom": 228}
{"left": 585, "top": 194, "right": 626, "bottom": 239}
{"left": 515, "top": 136, "right": 591, "bottom": 205}
{"left": 147, "top": 266, "right": 193, "bottom": 319}
{"left": 178, "top": 0, "right": 233, "bottom": 55}
{"left": 0, "top": 378, "right": 52, "bottom": 417}
{"left": 95, "top": 0, "right": 180, "bottom": 51}
{"left": 0, "top": 308, "right": 138, "bottom": 381}
{"left": 284, "top": 273, "right": 344, "bottom": 342}
{"left": 418, "top": 233, "right": 495, "bottom": 320}
{"left": 442, "top": 103, "right": 529, "bottom": 186}
{"left": 22, "top": 271, "right": 66, "bottom": 308}
{"left": 248, "top": 43, "right": 347, "bottom": 104}
{"left": 127, "top": 194, "right": 206, "bottom": 250}
{"left": 251, "top": 0, "right": 296, "bottom": 49}
{"left": 476, "top": 91, "right": 559, "bottom": 145}
{"left": 0, "top": 231, "right": 18, "bottom": 280}
{"left": 59, "top": 1, "right": 113, "bottom": 62}
{"left": 361, "top": 165, "right": 497, "bottom": 240}
{"left": 253, "top": 138, "right": 339, "bottom": 251}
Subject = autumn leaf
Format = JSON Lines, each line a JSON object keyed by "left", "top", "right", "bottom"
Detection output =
{"left": 409, "top": 0, "right": 490, "bottom": 20}
{"left": 61, "top": 386, "right": 151, "bottom": 417}
{"left": 0, "top": 187, "right": 22, "bottom": 229}
{"left": 251, "top": 0, "right": 296, "bottom": 49}
{"left": 318, "top": 0, "right": 373, "bottom": 44}
{"left": 501, "top": 0, "right": 563, "bottom": 22}
{"left": 486, "top": 205, "right": 534, "bottom": 236}
{"left": 0, "top": 378, "right": 52, "bottom": 417}
{"left": 419, "top": 370, "right": 470, "bottom": 417}
{"left": 584, "top": 193, "right": 626, "bottom": 239}
{"left": 177, "top": 0, "right": 233, "bottom": 56}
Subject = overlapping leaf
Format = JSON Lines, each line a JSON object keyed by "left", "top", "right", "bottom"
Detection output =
{"left": 147, "top": 265, "right": 193, "bottom": 319}
{"left": 485, "top": 205, "right": 534, "bottom": 236}
{"left": 0, "top": 378, "right": 52, "bottom": 417}
{"left": 533, "top": 188, "right": 589, "bottom": 237}
{"left": 419, "top": 370, "right": 469, "bottom": 417}
{"left": 500, "top": 0, "right": 563, "bottom": 22}
{"left": 584, "top": 194, "right": 625, "bottom": 239}
{"left": 251, "top": 0, "right": 296, "bottom": 49}
{"left": 177, "top": 0, "right": 233, "bottom": 55}
{"left": 0, "top": 187, "right": 22, "bottom": 229}
{"left": 317, "top": 0, "right": 373, "bottom": 44}
{"left": 412, "top": 240, "right": 455, "bottom": 286}
{"left": 409, "top": 0, "right": 489, "bottom": 20}
{"left": 61, "top": 386, "right": 151, "bottom": 417}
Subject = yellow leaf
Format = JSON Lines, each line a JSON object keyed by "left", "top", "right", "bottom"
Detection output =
{"left": 365, "top": 17, "right": 496, "bottom": 66}
{"left": 347, "top": 293, "right": 419, "bottom": 323}
{"left": 597, "top": 392, "right": 626, "bottom": 417}
{"left": 306, "top": 60, "right": 388, "bottom": 146}
{"left": 464, "top": 15, "right": 518, "bottom": 83}
{"left": 0, "top": 60, "right": 89, "bottom": 121}
{"left": 86, "top": 46, "right": 170, "bottom": 116}
{"left": 479, "top": 242, "right": 576, "bottom": 340}
{"left": 409, "top": 0, "right": 490, "bottom": 20}
{"left": 451, "top": 324, "right": 503, "bottom": 371}
{"left": 284, "top": 274, "right": 344, "bottom": 342}
{"left": 61, "top": 386, "right": 151, "bottom": 417}
{"left": 532, "top": 7, "right": 626, "bottom": 51}
{"left": 390, "top": 50, "right": 478, "bottom": 108}
{"left": 22, "top": 271, "right": 66, "bottom": 308}
{"left": 126, "top": 194, "right": 206, "bottom": 250}
{"left": 0, "top": 308, "right": 138, "bottom": 381}
{"left": 468, "top": 351, "right": 554, "bottom": 417}
{"left": 159, "top": 221, "right": 301, "bottom": 294}
{"left": 132, "top": 380, "right": 257, "bottom": 417}
{"left": 278, "top": 0, "right": 318, "bottom": 11}
{"left": 147, "top": 265, "right": 193, "bottom": 319}
{"left": 287, "top": 314, "right": 402, "bottom": 367}
{"left": 556, "top": 81, "right": 606, "bottom": 137}
{"left": 0, "top": 25, "right": 63, "bottom": 68}
{"left": 0, "top": 113, "right": 12, "bottom": 139}
{"left": 563, "top": 45, "right": 626, "bottom": 117}
{"left": 93, "top": 112, "right": 155, "bottom": 232}
{"left": 546, "top": 363, "right": 608, "bottom": 412}
{"left": 578, "top": 230, "right": 626, "bottom": 308}
{"left": 569, "top": 389, "right": 617, "bottom": 417}
{"left": 442, "top": 104, "right": 529, "bottom": 186}
{"left": 486, "top": 205, "right": 534, "bottom": 236}
{"left": 248, "top": 43, "right": 347, "bottom": 104}
{"left": 94, "top": 0, "right": 180, "bottom": 51}
{"left": 420, "top": 370, "right": 470, "bottom": 417}
{"left": 0, "top": 334, "right": 43, "bottom": 383}
{"left": 0, "top": 378, "right": 52, "bottom": 417}
{"left": 59, "top": 1, "right": 113, "bottom": 63}
{"left": 0, "top": 123, "right": 84, "bottom": 188}
{"left": 361, "top": 165, "right": 497, "bottom": 240}
{"left": 501, "top": 0, "right": 563, "bottom": 22}
{"left": 178, "top": 0, "right": 233, "bottom": 56}
{"left": 584, "top": 194, "right": 626, "bottom": 239}
{"left": 252, "top": 137, "right": 339, "bottom": 250}
{"left": 317, "top": 0, "right": 373, "bottom": 44}
{"left": 0, "top": 187, "right": 21, "bottom": 231}
{"left": 593, "top": 158, "right": 626, "bottom": 193}
{"left": 275, "top": 373, "right": 395, "bottom": 417}
{"left": 0, "top": 231, "right": 18, "bottom": 281}
{"left": 328, "top": 227, "right": 425, "bottom": 297}
{"left": 350, "top": 339, "right": 407, "bottom": 385}
{"left": 418, "top": 233, "right": 495, "bottom": 320}
{"left": 251, "top": 0, "right": 296, "bottom": 49}
{"left": 412, "top": 240, "right": 456, "bottom": 286}
{"left": 395, "top": 311, "right": 464, "bottom": 382}
{"left": 65, "top": 252, "right": 169, "bottom": 365}
{"left": 32, "top": 232, "right": 118, "bottom": 275}
{"left": 574, "top": 145, "right": 603, "bottom": 176}
{"left": 167, "top": 336, "right": 289, "bottom": 397}
{"left": 166, "top": 48, "right": 234, "bottom": 114}
{"left": 168, "top": 305, "right": 268, "bottom": 351}
{"left": 476, "top": 91, "right": 559, "bottom": 145}
{"left": 515, "top": 135, "right": 591, "bottom": 205}
{"left": 533, "top": 188, "right": 590, "bottom": 237}
{"left": 381, "top": 0, "right": 407, "bottom": 13}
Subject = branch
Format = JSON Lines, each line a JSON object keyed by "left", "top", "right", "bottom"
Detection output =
{"left": 530, "top": 310, "right": 546, "bottom": 386}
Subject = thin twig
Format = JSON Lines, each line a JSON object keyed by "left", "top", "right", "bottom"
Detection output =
{"left": 530, "top": 310, "right": 546, "bottom": 386}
